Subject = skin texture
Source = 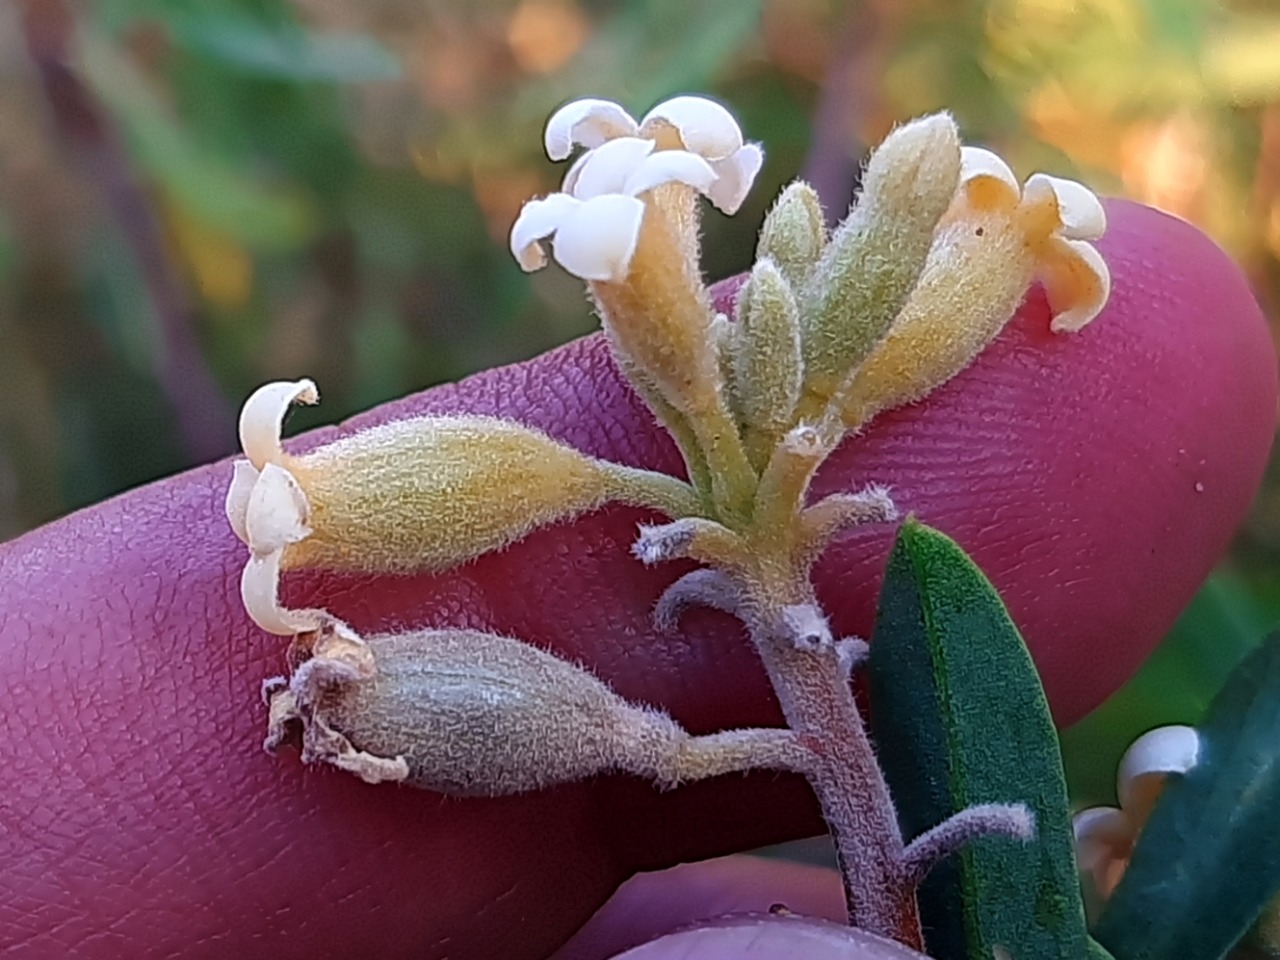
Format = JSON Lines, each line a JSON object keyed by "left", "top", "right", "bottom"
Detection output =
{"left": 0, "top": 201, "right": 1274, "bottom": 958}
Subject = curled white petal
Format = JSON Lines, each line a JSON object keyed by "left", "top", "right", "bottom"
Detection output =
{"left": 510, "top": 193, "right": 582, "bottom": 271}
{"left": 621, "top": 150, "right": 717, "bottom": 198}
{"left": 570, "top": 137, "right": 656, "bottom": 200}
{"left": 559, "top": 148, "right": 593, "bottom": 198}
{"left": 551, "top": 193, "right": 645, "bottom": 282}
{"left": 1118, "top": 724, "right": 1201, "bottom": 816}
{"left": 544, "top": 98, "right": 638, "bottom": 161}
{"left": 959, "top": 146, "right": 1019, "bottom": 193}
{"left": 1072, "top": 806, "right": 1133, "bottom": 874}
{"left": 225, "top": 460, "right": 260, "bottom": 545}
{"left": 244, "top": 462, "right": 312, "bottom": 556}
{"left": 240, "top": 551, "right": 323, "bottom": 636}
{"left": 239, "top": 379, "right": 319, "bottom": 471}
{"left": 1045, "top": 238, "right": 1112, "bottom": 333}
{"left": 1027, "top": 173, "right": 1107, "bottom": 240}
{"left": 639, "top": 95, "right": 744, "bottom": 160}
{"left": 706, "top": 144, "right": 764, "bottom": 215}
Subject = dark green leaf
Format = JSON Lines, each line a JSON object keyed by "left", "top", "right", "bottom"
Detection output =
{"left": 868, "top": 519, "right": 1088, "bottom": 960}
{"left": 1093, "top": 632, "right": 1280, "bottom": 960}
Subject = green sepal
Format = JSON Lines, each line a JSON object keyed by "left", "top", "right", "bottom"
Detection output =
{"left": 1093, "top": 631, "right": 1280, "bottom": 960}
{"left": 867, "top": 519, "right": 1088, "bottom": 960}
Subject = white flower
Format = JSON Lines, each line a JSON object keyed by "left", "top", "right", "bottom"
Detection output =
{"left": 1073, "top": 724, "right": 1201, "bottom": 898}
{"left": 957, "top": 147, "right": 1111, "bottom": 332}
{"left": 225, "top": 379, "right": 327, "bottom": 637}
{"left": 510, "top": 95, "right": 763, "bottom": 283}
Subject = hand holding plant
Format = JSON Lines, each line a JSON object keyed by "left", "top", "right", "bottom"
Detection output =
{"left": 0, "top": 93, "right": 1274, "bottom": 960}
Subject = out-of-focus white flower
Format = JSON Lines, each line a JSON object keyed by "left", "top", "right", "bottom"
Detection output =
{"left": 1073, "top": 724, "right": 1201, "bottom": 898}
{"left": 955, "top": 147, "right": 1111, "bottom": 332}
{"left": 510, "top": 95, "right": 762, "bottom": 283}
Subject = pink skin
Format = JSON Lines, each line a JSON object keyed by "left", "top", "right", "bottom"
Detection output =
{"left": 0, "top": 201, "right": 1273, "bottom": 958}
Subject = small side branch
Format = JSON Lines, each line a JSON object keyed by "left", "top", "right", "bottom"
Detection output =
{"left": 632, "top": 517, "right": 749, "bottom": 570}
{"left": 900, "top": 803, "right": 1036, "bottom": 889}
{"left": 653, "top": 567, "right": 746, "bottom": 632}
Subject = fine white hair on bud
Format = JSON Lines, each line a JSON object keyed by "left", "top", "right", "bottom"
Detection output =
{"left": 265, "top": 627, "right": 813, "bottom": 795}
{"left": 838, "top": 141, "right": 1112, "bottom": 427}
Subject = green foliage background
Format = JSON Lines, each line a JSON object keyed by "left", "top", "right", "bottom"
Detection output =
{"left": 3, "top": 0, "right": 1280, "bottom": 800}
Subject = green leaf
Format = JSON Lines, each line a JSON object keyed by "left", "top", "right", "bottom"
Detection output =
{"left": 166, "top": 12, "right": 402, "bottom": 82}
{"left": 1093, "top": 632, "right": 1280, "bottom": 960}
{"left": 78, "top": 31, "right": 316, "bottom": 251}
{"left": 868, "top": 519, "right": 1088, "bottom": 960}
{"left": 1061, "top": 570, "right": 1276, "bottom": 808}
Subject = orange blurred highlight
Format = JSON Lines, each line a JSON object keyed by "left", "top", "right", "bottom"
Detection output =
{"left": 1025, "top": 82, "right": 1126, "bottom": 172}
{"left": 507, "top": 0, "right": 589, "bottom": 75}
{"left": 763, "top": 0, "right": 833, "bottom": 83}
{"left": 166, "top": 200, "right": 253, "bottom": 309}
{"left": 1120, "top": 114, "right": 1208, "bottom": 222}
{"left": 472, "top": 165, "right": 548, "bottom": 243}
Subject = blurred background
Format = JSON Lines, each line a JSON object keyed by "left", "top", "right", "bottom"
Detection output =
{"left": 3, "top": 0, "right": 1280, "bottom": 794}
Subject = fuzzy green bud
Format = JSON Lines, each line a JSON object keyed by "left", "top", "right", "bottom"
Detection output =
{"left": 756, "top": 181, "right": 826, "bottom": 288}
{"left": 265, "top": 626, "right": 810, "bottom": 795}
{"left": 227, "top": 380, "right": 699, "bottom": 577}
{"left": 733, "top": 258, "right": 803, "bottom": 444}
{"left": 227, "top": 380, "right": 699, "bottom": 637}
{"left": 800, "top": 114, "right": 962, "bottom": 407}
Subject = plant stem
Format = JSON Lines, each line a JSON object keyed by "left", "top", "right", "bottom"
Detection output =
{"left": 751, "top": 607, "right": 923, "bottom": 948}
{"left": 605, "top": 464, "right": 703, "bottom": 519}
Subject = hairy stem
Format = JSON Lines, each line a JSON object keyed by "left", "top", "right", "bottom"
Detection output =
{"left": 604, "top": 463, "right": 703, "bottom": 519}
{"left": 625, "top": 724, "right": 814, "bottom": 789}
{"left": 689, "top": 404, "right": 760, "bottom": 525}
{"left": 751, "top": 604, "right": 923, "bottom": 948}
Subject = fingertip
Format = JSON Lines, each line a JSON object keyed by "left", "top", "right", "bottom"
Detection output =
{"left": 552, "top": 854, "right": 844, "bottom": 960}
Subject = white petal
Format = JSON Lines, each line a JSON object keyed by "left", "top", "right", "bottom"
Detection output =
{"left": 1042, "top": 238, "right": 1112, "bottom": 333}
{"left": 1118, "top": 724, "right": 1201, "bottom": 818}
{"left": 570, "top": 137, "right": 655, "bottom": 200}
{"left": 622, "top": 150, "right": 716, "bottom": 197}
{"left": 1026, "top": 173, "right": 1107, "bottom": 240}
{"left": 639, "top": 95, "right": 744, "bottom": 160}
{"left": 225, "top": 460, "right": 260, "bottom": 545}
{"left": 960, "top": 145, "right": 1020, "bottom": 191}
{"left": 544, "top": 98, "right": 639, "bottom": 161}
{"left": 551, "top": 194, "right": 645, "bottom": 282}
{"left": 239, "top": 379, "right": 319, "bottom": 471}
{"left": 1072, "top": 806, "right": 1134, "bottom": 873}
{"left": 244, "top": 462, "right": 312, "bottom": 556}
{"left": 707, "top": 144, "right": 764, "bottom": 215}
{"left": 510, "top": 193, "right": 581, "bottom": 271}
{"left": 240, "top": 551, "right": 323, "bottom": 636}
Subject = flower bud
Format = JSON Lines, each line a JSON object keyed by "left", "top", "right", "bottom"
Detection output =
{"left": 228, "top": 381, "right": 700, "bottom": 637}
{"left": 800, "top": 114, "right": 962, "bottom": 407}
{"left": 266, "top": 627, "right": 809, "bottom": 795}
{"left": 756, "top": 181, "right": 826, "bottom": 288}
{"left": 734, "top": 258, "right": 803, "bottom": 445}
{"left": 228, "top": 380, "right": 700, "bottom": 577}
{"left": 836, "top": 211, "right": 1034, "bottom": 426}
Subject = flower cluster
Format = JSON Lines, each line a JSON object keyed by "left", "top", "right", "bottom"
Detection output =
{"left": 225, "top": 91, "right": 1115, "bottom": 948}
{"left": 511, "top": 96, "right": 762, "bottom": 281}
